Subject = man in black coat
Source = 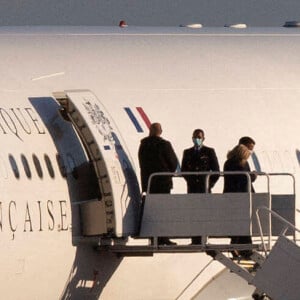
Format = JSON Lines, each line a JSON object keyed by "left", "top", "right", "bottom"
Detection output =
{"left": 181, "top": 128, "right": 220, "bottom": 244}
{"left": 239, "top": 136, "right": 257, "bottom": 193}
{"left": 138, "top": 123, "right": 178, "bottom": 194}
{"left": 138, "top": 123, "right": 178, "bottom": 245}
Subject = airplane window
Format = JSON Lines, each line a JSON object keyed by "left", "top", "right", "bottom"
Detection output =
{"left": 33, "top": 154, "right": 43, "bottom": 178}
{"left": 56, "top": 154, "right": 67, "bottom": 178}
{"left": 21, "top": 154, "right": 32, "bottom": 179}
{"left": 251, "top": 152, "right": 261, "bottom": 172}
{"left": 44, "top": 154, "right": 55, "bottom": 178}
{"left": 8, "top": 154, "right": 20, "bottom": 179}
{"left": 296, "top": 149, "right": 300, "bottom": 166}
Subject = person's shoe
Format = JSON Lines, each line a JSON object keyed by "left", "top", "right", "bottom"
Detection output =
{"left": 231, "top": 250, "right": 241, "bottom": 259}
{"left": 240, "top": 250, "right": 253, "bottom": 260}
{"left": 205, "top": 250, "right": 217, "bottom": 258}
{"left": 252, "top": 262, "right": 260, "bottom": 272}
{"left": 164, "top": 240, "right": 177, "bottom": 246}
{"left": 190, "top": 237, "right": 202, "bottom": 245}
{"left": 158, "top": 238, "right": 177, "bottom": 245}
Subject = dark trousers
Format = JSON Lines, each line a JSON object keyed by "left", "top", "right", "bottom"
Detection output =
{"left": 187, "top": 184, "right": 205, "bottom": 194}
{"left": 150, "top": 185, "right": 171, "bottom": 194}
{"left": 149, "top": 182, "right": 173, "bottom": 245}
{"left": 187, "top": 187, "right": 207, "bottom": 245}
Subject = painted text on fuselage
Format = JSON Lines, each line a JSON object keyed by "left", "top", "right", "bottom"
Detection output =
{"left": 0, "top": 107, "right": 45, "bottom": 141}
{"left": 0, "top": 199, "right": 69, "bottom": 239}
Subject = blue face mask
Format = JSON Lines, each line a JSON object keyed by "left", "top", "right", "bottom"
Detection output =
{"left": 193, "top": 138, "right": 203, "bottom": 147}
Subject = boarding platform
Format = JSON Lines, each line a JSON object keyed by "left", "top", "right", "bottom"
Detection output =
{"left": 95, "top": 172, "right": 299, "bottom": 300}
{"left": 138, "top": 172, "right": 295, "bottom": 242}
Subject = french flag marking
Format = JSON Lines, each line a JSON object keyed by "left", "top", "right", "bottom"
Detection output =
{"left": 124, "top": 107, "right": 151, "bottom": 132}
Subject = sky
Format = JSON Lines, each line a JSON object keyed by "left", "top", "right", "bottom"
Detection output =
{"left": 0, "top": 0, "right": 299, "bottom": 26}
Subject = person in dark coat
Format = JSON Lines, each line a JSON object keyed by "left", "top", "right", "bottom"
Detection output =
{"left": 239, "top": 136, "right": 257, "bottom": 192}
{"left": 181, "top": 128, "right": 220, "bottom": 244}
{"left": 224, "top": 137, "right": 257, "bottom": 193}
{"left": 181, "top": 129, "right": 220, "bottom": 193}
{"left": 138, "top": 123, "right": 178, "bottom": 194}
{"left": 223, "top": 143, "right": 257, "bottom": 259}
{"left": 138, "top": 122, "right": 178, "bottom": 245}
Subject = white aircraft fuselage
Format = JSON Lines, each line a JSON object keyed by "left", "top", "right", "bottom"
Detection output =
{"left": 0, "top": 26, "right": 299, "bottom": 300}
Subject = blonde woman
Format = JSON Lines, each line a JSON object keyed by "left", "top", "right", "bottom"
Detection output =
{"left": 223, "top": 144, "right": 256, "bottom": 193}
{"left": 223, "top": 144, "right": 257, "bottom": 259}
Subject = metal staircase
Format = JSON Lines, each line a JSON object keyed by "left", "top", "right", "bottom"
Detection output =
{"left": 208, "top": 206, "right": 300, "bottom": 300}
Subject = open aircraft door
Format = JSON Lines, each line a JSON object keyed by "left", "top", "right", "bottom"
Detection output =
{"left": 54, "top": 90, "right": 140, "bottom": 238}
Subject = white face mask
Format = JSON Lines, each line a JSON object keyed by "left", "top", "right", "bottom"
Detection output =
{"left": 193, "top": 138, "right": 203, "bottom": 147}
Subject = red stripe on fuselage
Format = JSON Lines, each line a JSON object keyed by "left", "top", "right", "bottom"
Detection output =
{"left": 136, "top": 107, "right": 151, "bottom": 128}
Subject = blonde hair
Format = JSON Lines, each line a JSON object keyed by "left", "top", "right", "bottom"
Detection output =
{"left": 227, "top": 144, "right": 251, "bottom": 166}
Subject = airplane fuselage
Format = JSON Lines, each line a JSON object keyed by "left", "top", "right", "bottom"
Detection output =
{"left": 0, "top": 26, "right": 299, "bottom": 300}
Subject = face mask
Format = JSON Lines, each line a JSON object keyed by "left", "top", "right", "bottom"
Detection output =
{"left": 193, "top": 138, "right": 203, "bottom": 147}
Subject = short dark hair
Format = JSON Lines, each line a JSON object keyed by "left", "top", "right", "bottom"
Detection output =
{"left": 239, "top": 136, "right": 255, "bottom": 146}
{"left": 193, "top": 129, "right": 205, "bottom": 137}
{"left": 149, "top": 122, "right": 162, "bottom": 136}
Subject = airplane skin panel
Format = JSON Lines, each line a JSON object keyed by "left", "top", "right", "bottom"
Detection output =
{"left": 0, "top": 27, "right": 299, "bottom": 299}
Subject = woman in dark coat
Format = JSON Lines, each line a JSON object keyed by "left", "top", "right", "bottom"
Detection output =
{"left": 223, "top": 144, "right": 257, "bottom": 259}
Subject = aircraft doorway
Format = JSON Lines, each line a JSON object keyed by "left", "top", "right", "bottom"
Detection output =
{"left": 53, "top": 90, "right": 141, "bottom": 238}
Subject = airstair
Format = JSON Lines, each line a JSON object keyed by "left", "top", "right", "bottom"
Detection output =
{"left": 209, "top": 206, "right": 300, "bottom": 300}
{"left": 97, "top": 171, "right": 299, "bottom": 300}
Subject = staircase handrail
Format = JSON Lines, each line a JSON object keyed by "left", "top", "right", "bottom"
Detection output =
{"left": 256, "top": 205, "right": 300, "bottom": 256}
